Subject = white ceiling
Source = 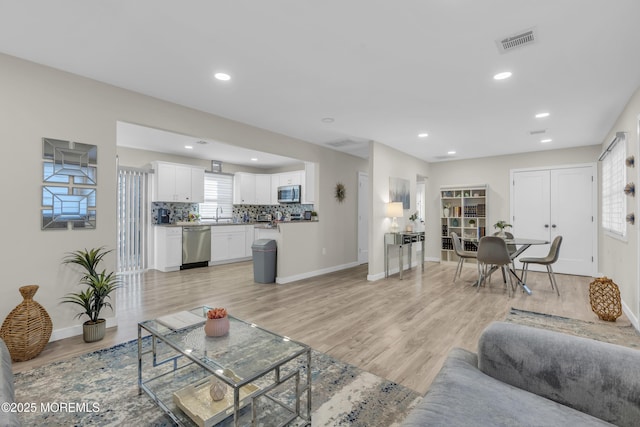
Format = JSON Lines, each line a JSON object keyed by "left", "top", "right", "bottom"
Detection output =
{"left": 1, "top": 1, "right": 640, "bottom": 163}
{"left": 117, "top": 121, "right": 303, "bottom": 169}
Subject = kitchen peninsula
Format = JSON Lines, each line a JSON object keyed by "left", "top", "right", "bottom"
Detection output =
{"left": 153, "top": 220, "right": 322, "bottom": 284}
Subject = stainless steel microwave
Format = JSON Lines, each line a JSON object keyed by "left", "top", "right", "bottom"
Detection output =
{"left": 277, "top": 185, "right": 301, "bottom": 204}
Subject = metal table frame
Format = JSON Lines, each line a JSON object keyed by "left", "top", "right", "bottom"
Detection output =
{"left": 385, "top": 232, "right": 426, "bottom": 279}
{"left": 466, "top": 237, "right": 550, "bottom": 295}
{"left": 138, "top": 307, "right": 312, "bottom": 427}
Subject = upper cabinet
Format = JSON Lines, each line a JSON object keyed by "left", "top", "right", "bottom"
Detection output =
{"left": 234, "top": 163, "right": 316, "bottom": 205}
{"left": 233, "top": 172, "right": 256, "bottom": 204}
{"left": 303, "top": 162, "right": 315, "bottom": 204}
{"left": 255, "top": 174, "right": 272, "bottom": 205}
{"left": 152, "top": 161, "right": 205, "bottom": 203}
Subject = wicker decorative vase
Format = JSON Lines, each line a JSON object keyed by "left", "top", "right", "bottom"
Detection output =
{"left": 0, "top": 285, "right": 53, "bottom": 361}
{"left": 589, "top": 277, "right": 623, "bottom": 322}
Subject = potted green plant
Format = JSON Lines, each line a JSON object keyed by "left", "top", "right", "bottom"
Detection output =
{"left": 311, "top": 211, "right": 318, "bottom": 221}
{"left": 493, "top": 220, "right": 512, "bottom": 237}
{"left": 62, "top": 247, "right": 120, "bottom": 343}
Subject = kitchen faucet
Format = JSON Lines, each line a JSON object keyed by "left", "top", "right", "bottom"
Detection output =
{"left": 216, "top": 207, "right": 223, "bottom": 223}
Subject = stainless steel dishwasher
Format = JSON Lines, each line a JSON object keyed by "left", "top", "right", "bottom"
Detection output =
{"left": 181, "top": 225, "right": 211, "bottom": 269}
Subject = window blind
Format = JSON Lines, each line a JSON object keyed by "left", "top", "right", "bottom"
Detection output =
{"left": 601, "top": 137, "right": 626, "bottom": 236}
{"left": 199, "top": 172, "right": 233, "bottom": 219}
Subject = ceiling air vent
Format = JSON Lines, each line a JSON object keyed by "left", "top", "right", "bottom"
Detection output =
{"left": 326, "top": 139, "right": 361, "bottom": 148}
{"left": 496, "top": 28, "right": 537, "bottom": 54}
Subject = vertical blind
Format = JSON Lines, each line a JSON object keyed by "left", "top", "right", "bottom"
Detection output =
{"left": 117, "top": 166, "right": 149, "bottom": 272}
{"left": 601, "top": 136, "right": 626, "bottom": 236}
{"left": 199, "top": 172, "right": 234, "bottom": 219}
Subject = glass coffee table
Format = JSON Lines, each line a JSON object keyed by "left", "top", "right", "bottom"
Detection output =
{"left": 138, "top": 306, "right": 311, "bottom": 426}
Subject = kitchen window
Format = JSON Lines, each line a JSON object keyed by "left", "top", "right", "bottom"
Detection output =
{"left": 600, "top": 132, "right": 626, "bottom": 238}
{"left": 199, "top": 172, "right": 233, "bottom": 219}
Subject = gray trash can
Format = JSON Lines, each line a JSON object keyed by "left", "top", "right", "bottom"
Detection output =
{"left": 252, "top": 239, "right": 277, "bottom": 283}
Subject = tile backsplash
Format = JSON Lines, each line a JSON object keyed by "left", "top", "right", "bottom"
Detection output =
{"left": 151, "top": 202, "right": 315, "bottom": 224}
{"left": 232, "top": 204, "right": 314, "bottom": 221}
{"left": 151, "top": 202, "right": 199, "bottom": 224}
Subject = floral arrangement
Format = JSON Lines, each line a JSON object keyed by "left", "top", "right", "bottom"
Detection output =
{"left": 493, "top": 220, "right": 512, "bottom": 230}
{"left": 207, "top": 307, "right": 227, "bottom": 319}
{"left": 409, "top": 212, "right": 419, "bottom": 222}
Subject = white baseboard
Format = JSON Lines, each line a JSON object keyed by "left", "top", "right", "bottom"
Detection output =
{"left": 621, "top": 299, "right": 640, "bottom": 331}
{"left": 367, "top": 272, "right": 386, "bottom": 281}
{"left": 49, "top": 316, "right": 118, "bottom": 342}
{"left": 276, "top": 262, "right": 361, "bottom": 284}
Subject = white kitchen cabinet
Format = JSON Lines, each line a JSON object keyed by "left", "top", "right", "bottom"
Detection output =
{"left": 154, "top": 226, "right": 182, "bottom": 272}
{"left": 190, "top": 167, "right": 205, "bottom": 203}
{"left": 152, "top": 161, "right": 205, "bottom": 203}
{"left": 211, "top": 225, "right": 252, "bottom": 263}
{"left": 233, "top": 172, "right": 256, "bottom": 204}
{"left": 303, "top": 162, "right": 315, "bottom": 204}
{"left": 234, "top": 173, "right": 272, "bottom": 205}
{"left": 255, "top": 174, "right": 272, "bottom": 205}
{"left": 271, "top": 175, "right": 280, "bottom": 205}
{"left": 278, "top": 171, "right": 303, "bottom": 186}
{"left": 245, "top": 226, "right": 254, "bottom": 256}
{"left": 254, "top": 227, "right": 279, "bottom": 242}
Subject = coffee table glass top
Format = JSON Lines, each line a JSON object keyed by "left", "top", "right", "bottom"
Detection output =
{"left": 139, "top": 306, "right": 308, "bottom": 387}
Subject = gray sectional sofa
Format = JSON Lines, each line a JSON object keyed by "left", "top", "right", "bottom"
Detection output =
{"left": 402, "top": 322, "right": 640, "bottom": 427}
{"left": 0, "top": 338, "right": 20, "bottom": 426}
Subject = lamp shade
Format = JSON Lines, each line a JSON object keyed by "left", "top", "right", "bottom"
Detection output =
{"left": 386, "top": 202, "right": 404, "bottom": 218}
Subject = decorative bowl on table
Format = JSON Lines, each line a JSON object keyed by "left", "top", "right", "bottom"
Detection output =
{"left": 204, "top": 308, "right": 229, "bottom": 337}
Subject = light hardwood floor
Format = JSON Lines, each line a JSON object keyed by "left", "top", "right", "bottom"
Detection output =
{"left": 13, "top": 261, "right": 630, "bottom": 394}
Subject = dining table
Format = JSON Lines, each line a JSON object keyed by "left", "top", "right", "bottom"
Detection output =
{"left": 464, "top": 237, "right": 550, "bottom": 295}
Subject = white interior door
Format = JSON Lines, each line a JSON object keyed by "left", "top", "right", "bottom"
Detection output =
{"left": 511, "top": 165, "right": 595, "bottom": 276}
{"left": 551, "top": 167, "right": 595, "bottom": 275}
{"left": 512, "top": 170, "right": 551, "bottom": 261}
{"left": 358, "top": 172, "right": 369, "bottom": 264}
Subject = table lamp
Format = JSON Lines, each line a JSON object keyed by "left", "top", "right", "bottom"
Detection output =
{"left": 387, "top": 202, "right": 404, "bottom": 233}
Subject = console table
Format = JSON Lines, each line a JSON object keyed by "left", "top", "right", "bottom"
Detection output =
{"left": 385, "top": 232, "right": 426, "bottom": 279}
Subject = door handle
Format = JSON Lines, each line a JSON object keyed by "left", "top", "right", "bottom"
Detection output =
{"left": 544, "top": 224, "right": 549, "bottom": 228}
{"left": 551, "top": 224, "right": 557, "bottom": 228}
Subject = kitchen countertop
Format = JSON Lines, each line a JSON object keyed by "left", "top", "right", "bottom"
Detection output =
{"left": 154, "top": 220, "right": 318, "bottom": 227}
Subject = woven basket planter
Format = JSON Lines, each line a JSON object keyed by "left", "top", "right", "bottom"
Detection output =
{"left": 0, "top": 285, "right": 53, "bottom": 362}
{"left": 589, "top": 277, "right": 622, "bottom": 322}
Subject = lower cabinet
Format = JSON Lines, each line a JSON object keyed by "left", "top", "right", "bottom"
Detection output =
{"left": 154, "top": 226, "right": 182, "bottom": 272}
{"left": 254, "top": 228, "right": 279, "bottom": 242}
{"left": 211, "top": 225, "right": 253, "bottom": 263}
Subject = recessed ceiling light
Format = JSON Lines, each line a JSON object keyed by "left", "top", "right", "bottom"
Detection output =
{"left": 418, "top": 133, "right": 429, "bottom": 138}
{"left": 214, "top": 72, "right": 231, "bottom": 81}
{"left": 250, "top": 157, "right": 258, "bottom": 161}
{"left": 540, "top": 139, "right": 552, "bottom": 143}
{"left": 196, "top": 140, "right": 208, "bottom": 145}
{"left": 448, "top": 150, "right": 456, "bottom": 155}
{"left": 321, "top": 117, "right": 335, "bottom": 123}
{"left": 185, "top": 145, "right": 193, "bottom": 149}
{"left": 493, "top": 71, "right": 512, "bottom": 80}
{"left": 535, "top": 112, "right": 550, "bottom": 118}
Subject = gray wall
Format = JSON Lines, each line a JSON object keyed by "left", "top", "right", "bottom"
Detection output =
{"left": 598, "top": 87, "right": 640, "bottom": 326}
{"left": 0, "top": 52, "right": 367, "bottom": 339}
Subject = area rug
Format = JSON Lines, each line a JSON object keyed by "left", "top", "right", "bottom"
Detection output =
{"left": 14, "top": 336, "right": 421, "bottom": 426}
{"left": 505, "top": 308, "right": 640, "bottom": 349}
